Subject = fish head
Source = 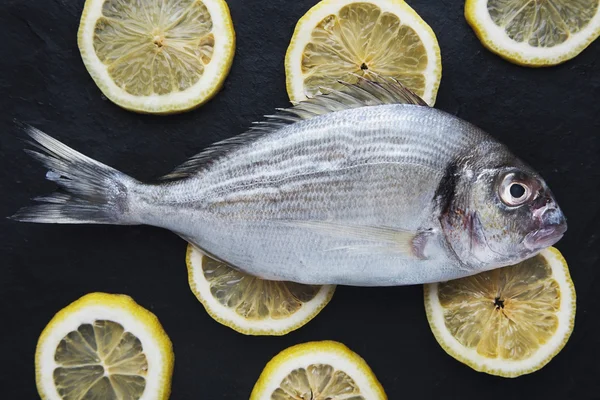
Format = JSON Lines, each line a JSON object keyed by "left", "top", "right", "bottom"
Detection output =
{"left": 440, "top": 149, "right": 566, "bottom": 272}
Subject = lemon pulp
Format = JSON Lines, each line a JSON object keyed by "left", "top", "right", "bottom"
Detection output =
{"left": 250, "top": 341, "right": 387, "bottom": 400}
{"left": 424, "top": 247, "right": 576, "bottom": 377}
{"left": 286, "top": 0, "right": 441, "bottom": 105}
{"left": 78, "top": 0, "right": 235, "bottom": 113}
{"left": 93, "top": 0, "right": 215, "bottom": 96}
{"left": 301, "top": 3, "right": 429, "bottom": 97}
{"left": 438, "top": 254, "right": 560, "bottom": 360}
{"left": 187, "top": 245, "right": 335, "bottom": 335}
{"left": 54, "top": 320, "right": 148, "bottom": 399}
{"left": 203, "top": 256, "right": 323, "bottom": 320}
{"left": 272, "top": 364, "right": 364, "bottom": 400}
{"left": 36, "top": 293, "right": 174, "bottom": 400}
{"left": 465, "top": 0, "right": 600, "bottom": 66}
{"left": 487, "top": 0, "right": 598, "bottom": 47}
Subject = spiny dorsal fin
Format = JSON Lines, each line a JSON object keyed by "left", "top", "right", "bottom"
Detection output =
{"left": 160, "top": 74, "right": 428, "bottom": 180}
{"left": 263, "top": 74, "right": 428, "bottom": 126}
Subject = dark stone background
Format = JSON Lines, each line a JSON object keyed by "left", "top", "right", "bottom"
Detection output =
{"left": 1, "top": 0, "right": 598, "bottom": 398}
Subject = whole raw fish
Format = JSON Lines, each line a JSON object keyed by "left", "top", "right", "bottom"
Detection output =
{"left": 12, "top": 77, "right": 566, "bottom": 286}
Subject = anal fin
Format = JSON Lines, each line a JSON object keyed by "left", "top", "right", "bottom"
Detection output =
{"left": 179, "top": 234, "right": 248, "bottom": 272}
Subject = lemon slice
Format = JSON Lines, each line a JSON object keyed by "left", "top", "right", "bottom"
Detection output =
{"left": 285, "top": 0, "right": 442, "bottom": 106}
{"left": 465, "top": 0, "right": 600, "bottom": 66}
{"left": 78, "top": 0, "right": 235, "bottom": 113}
{"left": 186, "top": 244, "right": 336, "bottom": 336}
{"left": 36, "top": 293, "right": 174, "bottom": 400}
{"left": 250, "top": 341, "right": 387, "bottom": 400}
{"left": 424, "top": 247, "right": 576, "bottom": 377}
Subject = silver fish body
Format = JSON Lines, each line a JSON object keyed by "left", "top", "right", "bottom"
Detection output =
{"left": 135, "top": 105, "right": 483, "bottom": 285}
{"left": 13, "top": 78, "right": 567, "bottom": 286}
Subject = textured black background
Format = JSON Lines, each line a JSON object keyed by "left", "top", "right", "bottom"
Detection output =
{"left": 1, "top": 0, "right": 599, "bottom": 398}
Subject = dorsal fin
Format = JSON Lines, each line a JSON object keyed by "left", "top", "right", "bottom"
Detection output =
{"left": 160, "top": 74, "right": 428, "bottom": 180}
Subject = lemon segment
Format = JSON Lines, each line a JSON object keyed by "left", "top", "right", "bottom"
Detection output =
{"left": 78, "top": 0, "right": 235, "bottom": 113}
{"left": 285, "top": 0, "right": 441, "bottom": 105}
{"left": 36, "top": 293, "right": 174, "bottom": 400}
{"left": 424, "top": 247, "right": 576, "bottom": 377}
{"left": 250, "top": 341, "right": 387, "bottom": 400}
{"left": 465, "top": 0, "right": 600, "bottom": 66}
{"left": 186, "top": 244, "right": 336, "bottom": 336}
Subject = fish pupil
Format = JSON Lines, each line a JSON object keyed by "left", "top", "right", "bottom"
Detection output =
{"left": 494, "top": 297, "right": 505, "bottom": 309}
{"left": 510, "top": 183, "right": 525, "bottom": 198}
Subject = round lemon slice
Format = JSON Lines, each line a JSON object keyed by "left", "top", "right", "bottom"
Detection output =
{"left": 186, "top": 244, "right": 336, "bottom": 336}
{"left": 250, "top": 341, "right": 387, "bottom": 400}
{"left": 285, "top": 0, "right": 442, "bottom": 106}
{"left": 465, "top": 0, "right": 600, "bottom": 66}
{"left": 424, "top": 247, "right": 576, "bottom": 377}
{"left": 78, "top": 0, "right": 235, "bottom": 114}
{"left": 36, "top": 293, "right": 174, "bottom": 399}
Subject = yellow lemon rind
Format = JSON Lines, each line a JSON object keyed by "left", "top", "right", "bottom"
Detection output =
{"left": 285, "top": 0, "right": 441, "bottom": 106}
{"left": 186, "top": 244, "right": 336, "bottom": 336}
{"left": 77, "top": 0, "right": 236, "bottom": 114}
{"left": 465, "top": 0, "right": 600, "bottom": 67}
{"left": 35, "top": 292, "right": 174, "bottom": 400}
{"left": 424, "top": 247, "right": 576, "bottom": 378}
{"left": 250, "top": 341, "right": 387, "bottom": 400}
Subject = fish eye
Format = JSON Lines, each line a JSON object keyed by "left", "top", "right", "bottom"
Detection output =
{"left": 509, "top": 183, "right": 526, "bottom": 198}
{"left": 498, "top": 172, "right": 533, "bottom": 207}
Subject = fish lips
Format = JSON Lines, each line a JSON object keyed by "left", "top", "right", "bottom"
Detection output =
{"left": 524, "top": 222, "right": 567, "bottom": 250}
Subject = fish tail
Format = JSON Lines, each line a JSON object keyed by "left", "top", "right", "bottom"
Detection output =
{"left": 11, "top": 123, "right": 139, "bottom": 225}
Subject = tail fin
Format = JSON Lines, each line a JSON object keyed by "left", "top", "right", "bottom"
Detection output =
{"left": 11, "top": 124, "right": 137, "bottom": 224}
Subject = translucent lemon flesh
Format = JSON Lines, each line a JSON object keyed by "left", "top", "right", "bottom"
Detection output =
{"left": 300, "top": 3, "right": 429, "bottom": 98}
{"left": 487, "top": 0, "right": 598, "bottom": 47}
{"left": 286, "top": 0, "right": 441, "bottom": 105}
{"left": 53, "top": 320, "right": 148, "bottom": 400}
{"left": 187, "top": 245, "right": 335, "bottom": 335}
{"left": 272, "top": 364, "right": 364, "bottom": 400}
{"left": 438, "top": 253, "right": 560, "bottom": 361}
{"left": 93, "top": 0, "right": 215, "bottom": 96}
{"left": 203, "top": 256, "right": 323, "bottom": 320}
{"left": 250, "top": 341, "right": 386, "bottom": 400}
{"left": 466, "top": 0, "right": 600, "bottom": 66}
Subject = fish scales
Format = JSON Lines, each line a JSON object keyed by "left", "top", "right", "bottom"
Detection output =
{"left": 132, "top": 106, "right": 487, "bottom": 284}
{"left": 161, "top": 107, "right": 478, "bottom": 205}
{"left": 12, "top": 76, "right": 567, "bottom": 286}
{"left": 199, "top": 107, "right": 477, "bottom": 214}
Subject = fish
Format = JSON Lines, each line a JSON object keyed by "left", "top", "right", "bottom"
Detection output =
{"left": 11, "top": 76, "right": 566, "bottom": 286}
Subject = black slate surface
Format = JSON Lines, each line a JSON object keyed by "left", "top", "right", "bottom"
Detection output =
{"left": 1, "top": 0, "right": 599, "bottom": 398}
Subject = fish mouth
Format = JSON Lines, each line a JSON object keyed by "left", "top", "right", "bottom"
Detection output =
{"left": 524, "top": 224, "right": 567, "bottom": 250}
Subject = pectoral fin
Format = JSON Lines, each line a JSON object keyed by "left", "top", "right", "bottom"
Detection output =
{"left": 280, "top": 221, "right": 432, "bottom": 259}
